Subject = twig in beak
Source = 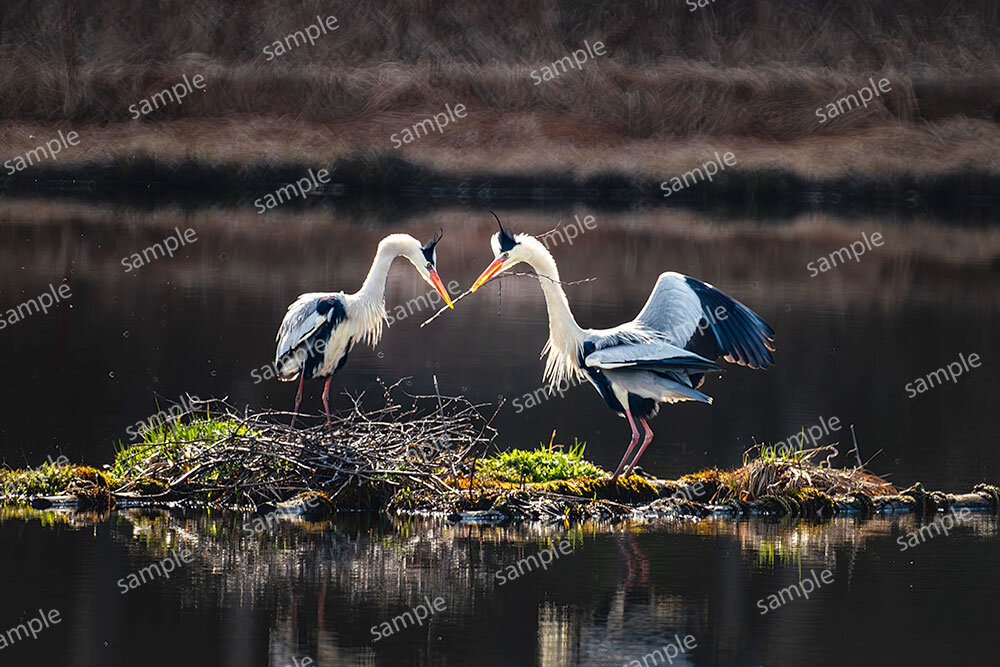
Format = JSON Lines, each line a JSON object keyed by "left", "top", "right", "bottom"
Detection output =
{"left": 419, "top": 272, "right": 596, "bottom": 328}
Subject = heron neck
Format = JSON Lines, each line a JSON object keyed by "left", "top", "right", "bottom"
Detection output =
{"left": 349, "top": 237, "right": 408, "bottom": 347}
{"left": 533, "top": 259, "right": 583, "bottom": 336}
{"left": 525, "top": 243, "right": 587, "bottom": 383}
{"left": 356, "top": 237, "right": 406, "bottom": 305}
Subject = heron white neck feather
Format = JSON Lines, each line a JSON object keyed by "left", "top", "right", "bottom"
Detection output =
{"left": 348, "top": 235, "right": 413, "bottom": 347}
{"left": 519, "top": 237, "right": 588, "bottom": 387}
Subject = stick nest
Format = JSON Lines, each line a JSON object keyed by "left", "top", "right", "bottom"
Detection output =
{"left": 111, "top": 382, "right": 498, "bottom": 509}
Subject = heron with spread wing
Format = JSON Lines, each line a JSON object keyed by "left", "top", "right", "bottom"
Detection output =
{"left": 469, "top": 218, "right": 775, "bottom": 480}
{"left": 274, "top": 232, "right": 453, "bottom": 427}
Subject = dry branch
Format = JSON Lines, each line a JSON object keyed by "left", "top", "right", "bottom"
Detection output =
{"left": 111, "top": 385, "right": 497, "bottom": 509}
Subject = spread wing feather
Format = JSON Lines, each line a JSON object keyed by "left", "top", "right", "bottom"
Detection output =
{"left": 634, "top": 272, "right": 775, "bottom": 369}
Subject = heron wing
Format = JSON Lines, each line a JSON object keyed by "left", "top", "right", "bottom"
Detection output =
{"left": 634, "top": 272, "right": 775, "bottom": 369}
{"left": 274, "top": 292, "right": 347, "bottom": 366}
{"left": 584, "top": 339, "right": 718, "bottom": 372}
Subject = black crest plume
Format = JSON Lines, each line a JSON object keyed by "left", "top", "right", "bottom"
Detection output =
{"left": 490, "top": 210, "right": 518, "bottom": 253}
{"left": 420, "top": 228, "right": 443, "bottom": 264}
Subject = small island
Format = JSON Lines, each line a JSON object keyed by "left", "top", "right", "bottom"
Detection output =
{"left": 2, "top": 394, "right": 996, "bottom": 524}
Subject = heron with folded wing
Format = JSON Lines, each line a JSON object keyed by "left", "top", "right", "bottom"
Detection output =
{"left": 275, "top": 232, "right": 453, "bottom": 427}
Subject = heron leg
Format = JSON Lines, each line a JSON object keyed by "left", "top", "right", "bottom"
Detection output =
{"left": 611, "top": 407, "right": 641, "bottom": 481}
{"left": 321, "top": 376, "right": 333, "bottom": 428}
{"left": 624, "top": 418, "right": 655, "bottom": 478}
{"left": 290, "top": 371, "right": 306, "bottom": 428}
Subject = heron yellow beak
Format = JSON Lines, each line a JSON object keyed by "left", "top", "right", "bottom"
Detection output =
{"left": 429, "top": 268, "right": 454, "bottom": 309}
{"left": 470, "top": 257, "right": 505, "bottom": 292}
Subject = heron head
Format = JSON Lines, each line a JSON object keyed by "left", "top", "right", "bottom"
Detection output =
{"left": 404, "top": 230, "right": 453, "bottom": 309}
{"left": 470, "top": 212, "right": 524, "bottom": 292}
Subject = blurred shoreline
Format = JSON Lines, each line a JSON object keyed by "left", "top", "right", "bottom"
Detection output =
{"left": 3, "top": 152, "right": 1000, "bottom": 226}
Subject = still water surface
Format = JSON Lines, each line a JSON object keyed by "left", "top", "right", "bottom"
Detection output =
{"left": 0, "top": 202, "right": 997, "bottom": 664}
{"left": 1, "top": 509, "right": 998, "bottom": 665}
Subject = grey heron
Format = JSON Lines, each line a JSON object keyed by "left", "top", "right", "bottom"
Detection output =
{"left": 274, "top": 232, "right": 453, "bottom": 427}
{"left": 469, "top": 219, "right": 775, "bottom": 481}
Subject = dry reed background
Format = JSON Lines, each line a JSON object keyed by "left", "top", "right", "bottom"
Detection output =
{"left": 1, "top": 0, "right": 999, "bottom": 174}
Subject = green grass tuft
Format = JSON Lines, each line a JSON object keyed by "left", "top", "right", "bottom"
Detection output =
{"left": 745, "top": 430, "right": 816, "bottom": 467}
{"left": 478, "top": 439, "right": 603, "bottom": 484}
{"left": 110, "top": 416, "right": 249, "bottom": 482}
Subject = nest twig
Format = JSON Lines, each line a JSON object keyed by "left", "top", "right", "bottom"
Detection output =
{"left": 112, "top": 384, "right": 498, "bottom": 509}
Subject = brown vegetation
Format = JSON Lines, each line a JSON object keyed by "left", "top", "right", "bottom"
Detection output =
{"left": 718, "top": 446, "right": 897, "bottom": 502}
{"left": 2, "top": 1, "right": 999, "bottom": 174}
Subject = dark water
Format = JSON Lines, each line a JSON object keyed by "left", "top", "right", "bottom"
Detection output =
{"left": 1, "top": 201, "right": 998, "bottom": 664}
{"left": 1, "top": 508, "right": 998, "bottom": 666}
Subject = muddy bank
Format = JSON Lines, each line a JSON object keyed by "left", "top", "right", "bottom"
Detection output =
{"left": 397, "top": 478, "right": 1000, "bottom": 524}
{"left": 10, "top": 467, "right": 1000, "bottom": 525}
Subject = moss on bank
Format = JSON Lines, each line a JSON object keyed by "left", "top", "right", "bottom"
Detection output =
{"left": 536, "top": 476, "right": 662, "bottom": 504}
{"left": 1, "top": 463, "right": 108, "bottom": 497}
{"left": 2, "top": 412, "right": 996, "bottom": 522}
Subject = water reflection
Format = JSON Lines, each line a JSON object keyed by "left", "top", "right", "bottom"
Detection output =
{"left": 1, "top": 507, "right": 997, "bottom": 665}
